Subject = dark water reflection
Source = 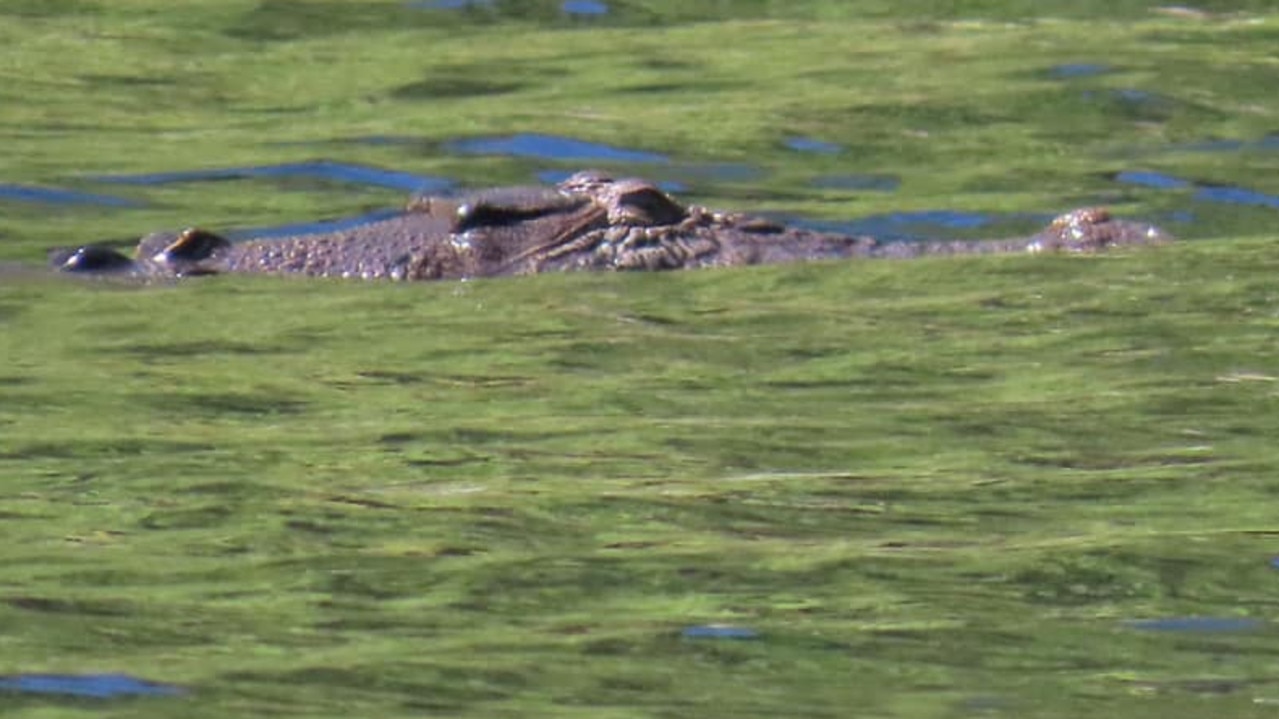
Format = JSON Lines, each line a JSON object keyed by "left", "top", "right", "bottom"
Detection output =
{"left": 1166, "top": 135, "right": 1279, "bottom": 153}
{"left": 408, "top": 0, "right": 492, "bottom": 8}
{"left": 1046, "top": 62, "right": 1110, "bottom": 78}
{"left": 681, "top": 625, "right": 761, "bottom": 640}
{"left": 4, "top": 122, "right": 1260, "bottom": 244}
{"left": 1125, "top": 617, "right": 1265, "bottom": 633}
{"left": 785, "top": 137, "right": 843, "bottom": 154}
{"left": 408, "top": 0, "right": 611, "bottom": 15}
{"left": 810, "top": 174, "right": 901, "bottom": 192}
{"left": 1115, "top": 170, "right": 1279, "bottom": 210}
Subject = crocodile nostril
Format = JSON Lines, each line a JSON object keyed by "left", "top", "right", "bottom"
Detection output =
{"left": 54, "top": 245, "right": 136, "bottom": 273}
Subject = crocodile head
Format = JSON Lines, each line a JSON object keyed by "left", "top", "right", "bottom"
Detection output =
{"left": 49, "top": 171, "right": 1172, "bottom": 281}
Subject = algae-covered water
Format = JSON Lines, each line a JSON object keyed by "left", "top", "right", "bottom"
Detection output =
{"left": 3, "top": 2, "right": 1279, "bottom": 717}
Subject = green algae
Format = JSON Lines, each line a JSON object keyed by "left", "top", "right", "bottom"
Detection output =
{"left": 3, "top": 2, "right": 1279, "bottom": 717}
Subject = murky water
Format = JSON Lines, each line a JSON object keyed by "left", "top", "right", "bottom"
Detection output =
{"left": 3, "top": 3, "right": 1279, "bottom": 718}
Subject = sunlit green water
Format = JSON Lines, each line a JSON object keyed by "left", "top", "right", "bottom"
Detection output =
{"left": 2, "top": 2, "right": 1279, "bottom": 717}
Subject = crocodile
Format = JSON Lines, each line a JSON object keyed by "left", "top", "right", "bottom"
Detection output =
{"left": 51, "top": 170, "right": 1171, "bottom": 280}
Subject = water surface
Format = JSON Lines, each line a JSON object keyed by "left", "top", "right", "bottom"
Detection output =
{"left": 2, "top": 3, "right": 1278, "bottom": 718}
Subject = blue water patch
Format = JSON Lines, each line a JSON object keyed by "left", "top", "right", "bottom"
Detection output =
{"left": 785, "top": 137, "right": 842, "bottom": 154}
{"left": 563, "top": 0, "right": 608, "bottom": 15}
{"left": 444, "top": 134, "right": 668, "bottom": 163}
{"left": 1114, "top": 170, "right": 1279, "bottom": 208}
{"left": 681, "top": 625, "right": 760, "bottom": 640}
{"left": 810, "top": 174, "right": 901, "bottom": 192}
{"left": 90, "top": 161, "right": 452, "bottom": 194}
{"left": 1114, "top": 170, "right": 1192, "bottom": 190}
{"left": 1194, "top": 184, "right": 1279, "bottom": 209}
{"left": 1125, "top": 617, "right": 1264, "bottom": 634}
{"left": 1047, "top": 63, "right": 1109, "bottom": 79}
{"left": 0, "top": 673, "right": 185, "bottom": 699}
{"left": 229, "top": 209, "right": 405, "bottom": 242}
{"left": 0, "top": 183, "right": 137, "bottom": 207}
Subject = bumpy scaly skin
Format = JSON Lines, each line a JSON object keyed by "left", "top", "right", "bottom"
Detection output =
{"left": 53, "top": 171, "right": 1172, "bottom": 280}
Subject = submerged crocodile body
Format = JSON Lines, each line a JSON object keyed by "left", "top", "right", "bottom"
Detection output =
{"left": 52, "top": 171, "right": 1171, "bottom": 280}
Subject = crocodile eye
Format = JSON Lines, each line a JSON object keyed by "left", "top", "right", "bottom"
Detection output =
{"left": 452, "top": 200, "right": 503, "bottom": 232}
{"left": 452, "top": 202, "right": 527, "bottom": 232}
